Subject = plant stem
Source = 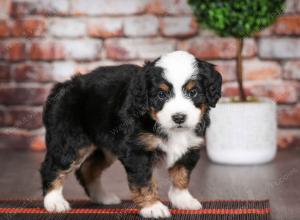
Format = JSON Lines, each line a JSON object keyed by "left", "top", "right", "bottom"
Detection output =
{"left": 236, "top": 38, "right": 246, "bottom": 102}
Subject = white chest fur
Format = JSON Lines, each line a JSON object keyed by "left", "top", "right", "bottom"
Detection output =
{"left": 158, "top": 129, "right": 203, "bottom": 168}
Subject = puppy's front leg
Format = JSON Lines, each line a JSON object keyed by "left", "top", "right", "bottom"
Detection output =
{"left": 131, "top": 177, "right": 170, "bottom": 218}
{"left": 168, "top": 149, "right": 202, "bottom": 210}
{"left": 120, "top": 150, "right": 170, "bottom": 218}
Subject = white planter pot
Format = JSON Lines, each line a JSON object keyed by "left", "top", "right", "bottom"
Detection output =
{"left": 206, "top": 97, "right": 277, "bottom": 165}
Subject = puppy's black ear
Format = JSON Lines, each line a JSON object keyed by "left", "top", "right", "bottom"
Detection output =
{"left": 196, "top": 59, "right": 222, "bottom": 107}
{"left": 125, "top": 69, "right": 148, "bottom": 118}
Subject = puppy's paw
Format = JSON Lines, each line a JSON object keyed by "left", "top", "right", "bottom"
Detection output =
{"left": 44, "top": 190, "right": 70, "bottom": 212}
{"left": 140, "top": 201, "right": 171, "bottom": 218}
{"left": 91, "top": 192, "right": 121, "bottom": 205}
{"left": 168, "top": 187, "right": 202, "bottom": 210}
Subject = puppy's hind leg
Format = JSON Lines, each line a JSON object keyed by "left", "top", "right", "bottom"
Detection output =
{"left": 40, "top": 143, "right": 95, "bottom": 212}
{"left": 40, "top": 154, "right": 71, "bottom": 212}
{"left": 76, "top": 149, "right": 121, "bottom": 205}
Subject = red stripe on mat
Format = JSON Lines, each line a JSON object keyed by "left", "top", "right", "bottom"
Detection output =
{"left": 0, "top": 199, "right": 270, "bottom": 202}
{"left": 0, "top": 207, "right": 271, "bottom": 215}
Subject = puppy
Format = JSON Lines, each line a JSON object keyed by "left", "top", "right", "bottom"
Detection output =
{"left": 40, "top": 51, "right": 222, "bottom": 218}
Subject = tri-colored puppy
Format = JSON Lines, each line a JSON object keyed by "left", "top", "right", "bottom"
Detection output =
{"left": 40, "top": 51, "right": 222, "bottom": 218}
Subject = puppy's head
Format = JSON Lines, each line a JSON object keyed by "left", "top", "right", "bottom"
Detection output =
{"left": 148, "top": 51, "right": 222, "bottom": 131}
{"left": 128, "top": 51, "right": 222, "bottom": 132}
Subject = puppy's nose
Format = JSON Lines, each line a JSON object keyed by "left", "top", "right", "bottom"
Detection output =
{"left": 172, "top": 113, "right": 186, "bottom": 124}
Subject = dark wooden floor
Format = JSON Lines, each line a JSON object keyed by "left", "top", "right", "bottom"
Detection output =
{"left": 0, "top": 148, "right": 299, "bottom": 220}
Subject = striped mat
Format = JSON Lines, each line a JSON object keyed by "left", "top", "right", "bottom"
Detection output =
{"left": 0, "top": 199, "right": 271, "bottom": 220}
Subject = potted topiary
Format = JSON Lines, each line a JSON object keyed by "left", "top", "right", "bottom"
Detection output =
{"left": 188, "top": 0, "right": 286, "bottom": 164}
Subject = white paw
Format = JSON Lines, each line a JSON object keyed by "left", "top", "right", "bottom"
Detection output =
{"left": 88, "top": 180, "right": 121, "bottom": 205}
{"left": 44, "top": 188, "right": 70, "bottom": 212}
{"left": 91, "top": 192, "right": 121, "bottom": 205}
{"left": 140, "top": 201, "right": 171, "bottom": 218}
{"left": 168, "top": 187, "right": 202, "bottom": 210}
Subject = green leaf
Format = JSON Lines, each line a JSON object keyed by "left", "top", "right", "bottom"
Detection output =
{"left": 188, "top": 0, "right": 286, "bottom": 37}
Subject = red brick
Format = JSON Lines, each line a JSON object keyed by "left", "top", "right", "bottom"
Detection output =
{"left": 147, "top": 0, "right": 192, "bottom": 15}
{"left": 49, "top": 19, "right": 86, "bottom": 38}
{"left": 0, "top": 84, "right": 51, "bottom": 105}
{"left": 0, "top": 0, "right": 10, "bottom": 19}
{"left": 278, "top": 104, "right": 300, "bottom": 127}
{"left": 0, "top": 109, "right": 5, "bottom": 125}
{"left": 210, "top": 60, "right": 236, "bottom": 82}
{"left": 0, "top": 40, "right": 27, "bottom": 61}
{"left": 0, "top": 64, "right": 10, "bottom": 81}
{"left": 29, "top": 41, "right": 65, "bottom": 60}
{"left": 285, "top": 0, "right": 299, "bottom": 14}
{"left": 0, "top": 42, "right": 6, "bottom": 59}
{"left": 75, "top": 60, "right": 145, "bottom": 74}
{"left": 0, "top": 20, "right": 10, "bottom": 37}
{"left": 255, "top": 26, "right": 274, "bottom": 37}
{"left": 259, "top": 38, "right": 300, "bottom": 59}
{"left": 62, "top": 39, "right": 102, "bottom": 61}
{"left": 274, "top": 16, "right": 300, "bottom": 35}
{"left": 10, "top": 1, "right": 35, "bottom": 17}
{"left": 6, "top": 41, "right": 27, "bottom": 61}
{"left": 0, "top": 107, "right": 43, "bottom": 130}
{"left": 11, "top": 0, "right": 69, "bottom": 17}
{"left": 12, "top": 63, "right": 53, "bottom": 82}
{"left": 223, "top": 81, "right": 299, "bottom": 104}
{"left": 11, "top": 62, "right": 76, "bottom": 83}
{"left": 0, "top": 108, "right": 8, "bottom": 127}
{"left": 297, "top": 1, "right": 300, "bottom": 13}
{"left": 278, "top": 129, "right": 300, "bottom": 150}
{"left": 11, "top": 18, "right": 46, "bottom": 37}
{"left": 284, "top": 61, "right": 300, "bottom": 80}
{"left": 0, "top": 129, "right": 46, "bottom": 150}
{"left": 242, "top": 39, "right": 257, "bottom": 57}
{"left": 178, "top": 38, "right": 237, "bottom": 59}
{"left": 30, "top": 134, "right": 45, "bottom": 151}
{"left": 160, "top": 16, "right": 198, "bottom": 38}
{"left": 88, "top": 18, "right": 123, "bottom": 38}
{"left": 0, "top": 41, "right": 26, "bottom": 61}
{"left": 243, "top": 59, "right": 281, "bottom": 80}
{"left": 0, "top": 129, "right": 31, "bottom": 150}
{"left": 35, "top": 0, "right": 69, "bottom": 16}
{"left": 179, "top": 38, "right": 256, "bottom": 59}
{"left": 105, "top": 38, "right": 175, "bottom": 60}
{"left": 71, "top": 0, "right": 147, "bottom": 16}
{"left": 51, "top": 61, "right": 77, "bottom": 82}
{"left": 124, "top": 16, "right": 159, "bottom": 37}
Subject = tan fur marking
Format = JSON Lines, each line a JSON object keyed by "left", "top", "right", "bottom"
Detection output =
{"left": 185, "top": 80, "right": 196, "bottom": 91}
{"left": 47, "top": 145, "right": 97, "bottom": 193}
{"left": 63, "top": 145, "right": 96, "bottom": 173}
{"left": 200, "top": 103, "right": 206, "bottom": 114}
{"left": 168, "top": 165, "right": 189, "bottom": 189}
{"left": 47, "top": 172, "right": 64, "bottom": 193}
{"left": 80, "top": 149, "right": 115, "bottom": 185}
{"left": 75, "top": 145, "right": 97, "bottom": 167}
{"left": 150, "top": 107, "right": 158, "bottom": 121}
{"left": 159, "top": 83, "right": 170, "bottom": 92}
{"left": 138, "top": 133, "right": 161, "bottom": 151}
{"left": 131, "top": 178, "right": 160, "bottom": 208}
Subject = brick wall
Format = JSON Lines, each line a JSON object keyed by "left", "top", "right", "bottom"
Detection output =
{"left": 0, "top": 0, "right": 300, "bottom": 151}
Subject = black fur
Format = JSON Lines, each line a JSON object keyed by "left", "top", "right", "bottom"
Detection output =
{"left": 173, "top": 148, "right": 200, "bottom": 172}
{"left": 196, "top": 59, "right": 222, "bottom": 108}
{"left": 40, "top": 58, "right": 222, "bottom": 196}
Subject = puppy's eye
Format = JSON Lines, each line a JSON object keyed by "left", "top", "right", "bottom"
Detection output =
{"left": 158, "top": 91, "right": 167, "bottom": 100}
{"left": 187, "top": 89, "right": 197, "bottom": 98}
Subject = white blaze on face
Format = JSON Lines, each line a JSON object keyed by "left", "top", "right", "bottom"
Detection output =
{"left": 155, "top": 51, "right": 201, "bottom": 130}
